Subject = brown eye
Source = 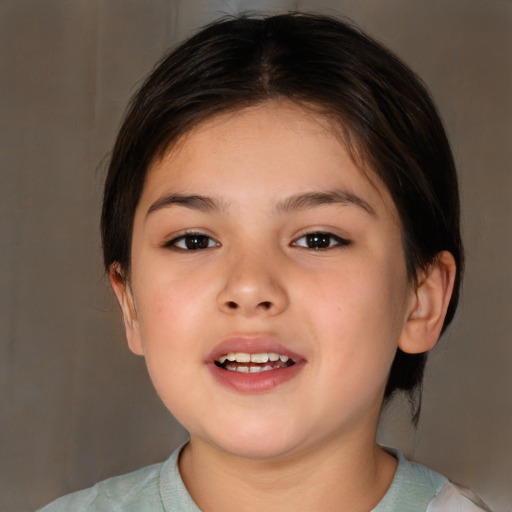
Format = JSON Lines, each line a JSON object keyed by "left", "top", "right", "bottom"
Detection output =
{"left": 169, "top": 234, "right": 219, "bottom": 250}
{"left": 293, "top": 232, "right": 350, "bottom": 250}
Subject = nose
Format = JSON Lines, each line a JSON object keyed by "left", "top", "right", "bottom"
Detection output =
{"left": 216, "top": 251, "right": 289, "bottom": 317}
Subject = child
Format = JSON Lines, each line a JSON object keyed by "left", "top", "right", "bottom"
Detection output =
{"left": 40, "top": 13, "right": 491, "bottom": 512}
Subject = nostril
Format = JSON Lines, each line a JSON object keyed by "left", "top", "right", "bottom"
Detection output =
{"left": 227, "top": 301, "right": 238, "bottom": 309}
{"left": 258, "top": 301, "right": 272, "bottom": 310}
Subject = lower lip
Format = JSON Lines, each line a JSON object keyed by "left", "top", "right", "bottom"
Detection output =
{"left": 207, "top": 361, "right": 305, "bottom": 393}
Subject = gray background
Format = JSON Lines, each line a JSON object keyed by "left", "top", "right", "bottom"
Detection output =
{"left": 1, "top": 1, "right": 510, "bottom": 511}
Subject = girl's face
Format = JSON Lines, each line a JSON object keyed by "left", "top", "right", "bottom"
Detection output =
{"left": 115, "top": 102, "right": 418, "bottom": 460}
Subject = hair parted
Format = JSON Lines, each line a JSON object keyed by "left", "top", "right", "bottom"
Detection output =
{"left": 101, "top": 12, "right": 463, "bottom": 421}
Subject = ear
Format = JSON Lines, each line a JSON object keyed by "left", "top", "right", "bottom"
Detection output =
{"left": 109, "top": 263, "right": 144, "bottom": 356}
{"left": 398, "top": 251, "right": 457, "bottom": 354}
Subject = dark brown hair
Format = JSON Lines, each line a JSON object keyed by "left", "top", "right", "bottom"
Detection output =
{"left": 101, "top": 13, "right": 463, "bottom": 420}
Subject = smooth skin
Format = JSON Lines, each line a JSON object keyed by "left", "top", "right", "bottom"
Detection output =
{"left": 111, "top": 102, "right": 456, "bottom": 512}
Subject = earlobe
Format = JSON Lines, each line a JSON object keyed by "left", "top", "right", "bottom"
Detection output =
{"left": 109, "top": 263, "right": 145, "bottom": 356}
{"left": 398, "top": 251, "right": 456, "bottom": 354}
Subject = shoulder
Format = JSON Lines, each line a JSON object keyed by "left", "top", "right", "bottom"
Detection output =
{"left": 427, "top": 482, "right": 493, "bottom": 512}
{"left": 38, "top": 444, "right": 200, "bottom": 512}
{"left": 38, "top": 462, "right": 164, "bottom": 512}
{"left": 373, "top": 449, "right": 448, "bottom": 512}
{"left": 374, "top": 449, "right": 491, "bottom": 512}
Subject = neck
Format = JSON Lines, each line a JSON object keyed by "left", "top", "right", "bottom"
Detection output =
{"left": 179, "top": 431, "right": 397, "bottom": 512}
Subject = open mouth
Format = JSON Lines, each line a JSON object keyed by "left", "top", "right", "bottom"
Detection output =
{"left": 214, "top": 352, "right": 295, "bottom": 373}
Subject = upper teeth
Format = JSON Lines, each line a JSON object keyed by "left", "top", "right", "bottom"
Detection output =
{"left": 219, "top": 352, "right": 289, "bottom": 364}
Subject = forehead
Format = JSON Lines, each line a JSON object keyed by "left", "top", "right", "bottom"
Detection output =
{"left": 140, "top": 101, "right": 397, "bottom": 220}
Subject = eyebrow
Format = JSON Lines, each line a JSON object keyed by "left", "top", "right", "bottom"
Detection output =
{"left": 275, "top": 190, "right": 376, "bottom": 216}
{"left": 146, "top": 189, "right": 376, "bottom": 217}
{"left": 146, "top": 193, "right": 227, "bottom": 216}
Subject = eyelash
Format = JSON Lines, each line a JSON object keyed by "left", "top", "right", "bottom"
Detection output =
{"left": 164, "top": 231, "right": 351, "bottom": 251}
{"left": 292, "top": 232, "right": 351, "bottom": 250}
{"left": 164, "top": 232, "right": 219, "bottom": 251}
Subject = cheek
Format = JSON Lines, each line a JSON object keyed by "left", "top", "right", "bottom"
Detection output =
{"left": 132, "top": 273, "right": 212, "bottom": 420}
{"left": 306, "top": 257, "right": 406, "bottom": 325}
{"left": 133, "top": 259, "right": 212, "bottom": 335}
{"left": 301, "top": 256, "right": 408, "bottom": 368}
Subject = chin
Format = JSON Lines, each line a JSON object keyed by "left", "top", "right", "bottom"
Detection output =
{"left": 196, "top": 420, "right": 315, "bottom": 462}
{"left": 218, "top": 438, "right": 304, "bottom": 462}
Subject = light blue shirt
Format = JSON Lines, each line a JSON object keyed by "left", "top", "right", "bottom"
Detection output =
{"left": 39, "top": 446, "right": 489, "bottom": 511}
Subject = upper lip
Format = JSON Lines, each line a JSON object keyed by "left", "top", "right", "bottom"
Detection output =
{"left": 207, "top": 335, "right": 305, "bottom": 364}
